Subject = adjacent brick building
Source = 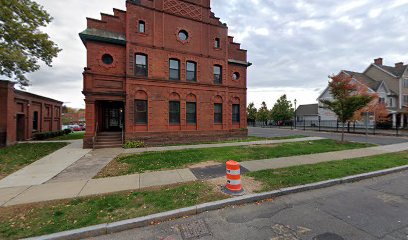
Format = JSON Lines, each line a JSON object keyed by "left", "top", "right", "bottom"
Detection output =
{"left": 0, "top": 80, "right": 63, "bottom": 147}
{"left": 80, "top": 0, "right": 251, "bottom": 148}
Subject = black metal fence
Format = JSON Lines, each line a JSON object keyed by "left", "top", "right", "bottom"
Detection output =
{"left": 249, "top": 120, "right": 408, "bottom": 137}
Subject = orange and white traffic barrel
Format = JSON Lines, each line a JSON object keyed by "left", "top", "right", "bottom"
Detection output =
{"left": 223, "top": 160, "right": 245, "bottom": 196}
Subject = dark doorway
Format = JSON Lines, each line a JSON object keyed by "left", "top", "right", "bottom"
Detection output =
{"left": 99, "top": 101, "right": 124, "bottom": 132}
{"left": 16, "top": 114, "right": 25, "bottom": 141}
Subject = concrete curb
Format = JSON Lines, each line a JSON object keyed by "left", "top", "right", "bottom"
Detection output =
{"left": 23, "top": 165, "right": 408, "bottom": 240}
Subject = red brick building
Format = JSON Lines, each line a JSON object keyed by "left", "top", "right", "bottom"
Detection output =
{"left": 0, "top": 80, "right": 63, "bottom": 147}
{"left": 80, "top": 0, "right": 250, "bottom": 148}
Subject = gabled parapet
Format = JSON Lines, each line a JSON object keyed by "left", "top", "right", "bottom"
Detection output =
{"left": 228, "top": 36, "right": 248, "bottom": 64}
{"left": 86, "top": 10, "right": 126, "bottom": 35}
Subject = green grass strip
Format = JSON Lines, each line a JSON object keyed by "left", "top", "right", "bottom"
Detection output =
{"left": 248, "top": 151, "right": 408, "bottom": 192}
{"left": 48, "top": 132, "right": 85, "bottom": 140}
{"left": 0, "top": 142, "right": 68, "bottom": 179}
{"left": 0, "top": 183, "right": 225, "bottom": 240}
{"left": 116, "top": 140, "right": 373, "bottom": 174}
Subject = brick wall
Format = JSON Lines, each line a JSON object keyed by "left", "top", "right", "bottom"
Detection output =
{"left": 82, "top": 0, "right": 250, "bottom": 148}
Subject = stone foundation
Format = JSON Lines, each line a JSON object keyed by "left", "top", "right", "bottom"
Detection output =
{"left": 125, "top": 129, "right": 248, "bottom": 147}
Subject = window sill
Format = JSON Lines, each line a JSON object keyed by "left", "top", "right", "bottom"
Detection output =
{"left": 135, "top": 123, "right": 148, "bottom": 126}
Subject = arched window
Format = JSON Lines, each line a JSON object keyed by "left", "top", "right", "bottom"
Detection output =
{"left": 186, "top": 61, "right": 197, "bottom": 82}
{"left": 169, "top": 58, "right": 180, "bottom": 80}
{"left": 135, "top": 54, "right": 148, "bottom": 76}
{"left": 138, "top": 20, "right": 145, "bottom": 33}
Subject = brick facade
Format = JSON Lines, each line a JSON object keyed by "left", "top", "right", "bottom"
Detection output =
{"left": 0, "top": 80, "right": 63, "bottom": 147}
{"left": 80, "top": 0, "right": 250, "bottom": 148}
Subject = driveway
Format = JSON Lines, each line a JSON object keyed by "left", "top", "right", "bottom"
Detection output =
{"left": 249, "top": 127, "right": 408, "bottom": 145}
{"left": 88, "top": 170, "right": 408, "bottom": 240}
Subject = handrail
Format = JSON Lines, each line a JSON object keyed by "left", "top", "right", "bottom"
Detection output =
{"left": 93, "top": 122, "right": 98, "bottom": 149}
{"left": 121, "top": 126, "right": 124, "bottom": 145}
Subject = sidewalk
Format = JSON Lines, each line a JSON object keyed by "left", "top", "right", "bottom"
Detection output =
{"left": 0, "top": 140, "right": 91, "bottom": 189}
{"left": 18, "top": 137, "right": 326, "bottom": 185}
{"left": 2, "top": 142, "right": 408, "bottom": 207}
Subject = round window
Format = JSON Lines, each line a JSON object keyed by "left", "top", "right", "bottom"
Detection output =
{"left": 178, "top": 30, "right": 189, "bottom": 41}
{"left": 102, "top": 54, "right": 113, "bottom": 65}
{"left": 232, "top": 72, "right": 240, "bottom": 80}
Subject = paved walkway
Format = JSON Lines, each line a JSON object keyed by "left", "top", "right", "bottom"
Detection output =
{"left": 42, "top": 137, "right": 326, "bottom": 184}
{"left": 1, "top": 142, "right": 408, "bottom": 207}
{"left": 0, "top": 140, "right": 91, "bottom": 188}
{"left": 122, "top": 137, "right": 324, "bottom": 154}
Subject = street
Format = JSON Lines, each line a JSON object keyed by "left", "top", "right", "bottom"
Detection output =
{"left": 249, "top": 127, "right": 408, "bottom": 146}
{"left": 89, "top": 170, "right": 408, "bottom": 240}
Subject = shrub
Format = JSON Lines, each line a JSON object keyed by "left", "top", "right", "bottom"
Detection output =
{"left": 124, "top": 141, "right": 145, "bottom": 149}
{"left": 63, "top": 128, "right": 72, "bottom": 134}
{"left": 33, "top": 130, "right": 67, "bottom": 140}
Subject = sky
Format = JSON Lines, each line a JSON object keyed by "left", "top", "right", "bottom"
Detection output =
{"left": 18, "top": 0, "right": 408, "bottom": 109}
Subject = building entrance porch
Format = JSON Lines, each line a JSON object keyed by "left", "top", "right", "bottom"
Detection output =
{"left": 96, "top": 101, "right": 124, "bottom": 133}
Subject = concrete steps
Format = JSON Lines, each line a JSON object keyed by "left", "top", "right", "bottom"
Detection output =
{"left": 94, "top": 132, "right": 122, "bottom": 149}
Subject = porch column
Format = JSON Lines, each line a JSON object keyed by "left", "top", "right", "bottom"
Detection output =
{"left": 392, "top": 113, "right": 397, "bottom": 128}
{"left": 401, "top": 114, "right": 405, "bottom": 128}
{"left": 83, "top": 100, "right": 95, "bottom": 148}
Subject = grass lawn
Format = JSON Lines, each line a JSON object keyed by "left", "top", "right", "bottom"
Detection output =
{"left": 0, "top": 182, "right": 226, "bottom": 240}
{"left": 0, "top": 143, "right": 68, "bottom": 180}
{"left": 48, "top": 131, "right": 85, "bottom": 140}
{"left": 97, "top": 139, "right": 373, "bottom": 177}
{"left": 248, "top": 151, "right": 408, "bottom": 192}
{"left": 161, "top": 135, "right": 307, "bottom": 146}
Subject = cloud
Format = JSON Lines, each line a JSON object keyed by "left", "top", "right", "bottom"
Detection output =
{"left": 16, "top": 0, "right": 408, "bottom": 109}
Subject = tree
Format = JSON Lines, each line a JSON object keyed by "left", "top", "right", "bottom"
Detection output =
{"left": 270, "top": 94, "right": 294, "bottom": 122}
{"left": 256, "top": 101, "right": 270, "bottom": 126}
{"left": 0, "top": 0, "right": 61, "bottom": 87}
{"left": 320, "top": 74, "right": 373, "bottom": 142}
{"left": 246, "top": 102, "right": 257, "bottom": 125}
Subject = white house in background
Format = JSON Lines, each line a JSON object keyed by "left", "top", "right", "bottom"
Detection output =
{"left": 295, "top": 104, "right": 319, "bottom": 122}
{"left": 317, "top": 58, "right": 408, "bottom": 128}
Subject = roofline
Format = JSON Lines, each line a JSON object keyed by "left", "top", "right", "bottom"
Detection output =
{"left": 14, "top": 89, "right": 63, "bottom": 104}
{"left": 79, "top": 30, "right": 126, "bottom": 46}
{"left": 342, "top": 70, "right": 377, "bottom": 92}
{"left": 363, "top": 63, "right": 398, "bottom": 78}
{"left": 228, "top": 59, "right": 252, "bottom": 67}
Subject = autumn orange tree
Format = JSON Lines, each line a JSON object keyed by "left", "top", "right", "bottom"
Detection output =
{"left": 321, "top": 74, "right": 373, "bottom": 142}
{"left": 347, "top": 77, "right": 389, "bottom": 123}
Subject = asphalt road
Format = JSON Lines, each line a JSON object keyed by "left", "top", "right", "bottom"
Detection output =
{"left": 249, "top": 127, "right": 408, "bottom": 145}
{"left": 89, "top": 170, "right": 408, "bottom": 240}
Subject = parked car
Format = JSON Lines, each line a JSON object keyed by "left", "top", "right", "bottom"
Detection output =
{"left": 71, "top": 125, "right": 82, "bottom": 131}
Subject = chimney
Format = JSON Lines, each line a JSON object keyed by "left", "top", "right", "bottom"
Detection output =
{"left": 395, "top": 62, "right": 404, "bottom": 69}
{"left": 374, "top": 58, "right": 383, "bottom": 65}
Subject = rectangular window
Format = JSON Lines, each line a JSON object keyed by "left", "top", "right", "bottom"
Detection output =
{"left": 389, "top": 98, "right": 393, "bottom": 107}
{"left": 135, "top": 100, "right": 148, "bottom": 124}
{"left": 186, "top": 102, "right": 197, "bottom": 124}
{"left": 186, "top": 61, "right": 197, "bottom": 82}
{"left": 33, "top": 111, "right": 38, "bottom": 131}
{"left": 379, "top": 98, "right": 385, "bottom": 104}
{"left": 138, "top": 21, "right": 145, "bottom": 33}
{"left": 404, "top": 79, "right": 408, "bottom": 88}
{"left": 214, "top": 103, "right": 223, "bottom": 124}
{"left": 169, "top": 59, "right": 180, "bottom": 80}
{"left": 214, "top": 65, "right": 222, "bottom": 84}
{"left": 404, "top": 95, "right": 408, "bottom": 106}
{"left": 232, "top": 104, "right": 240, "bottom": 123}
{"left": 169, "top": 101, "right": 180, "bottom": 124}
{"left": 214, "top": 38, "right": 220, "bottom": 48}
{"left": 135, "top": 54, "right": 148, "bottom": 76}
